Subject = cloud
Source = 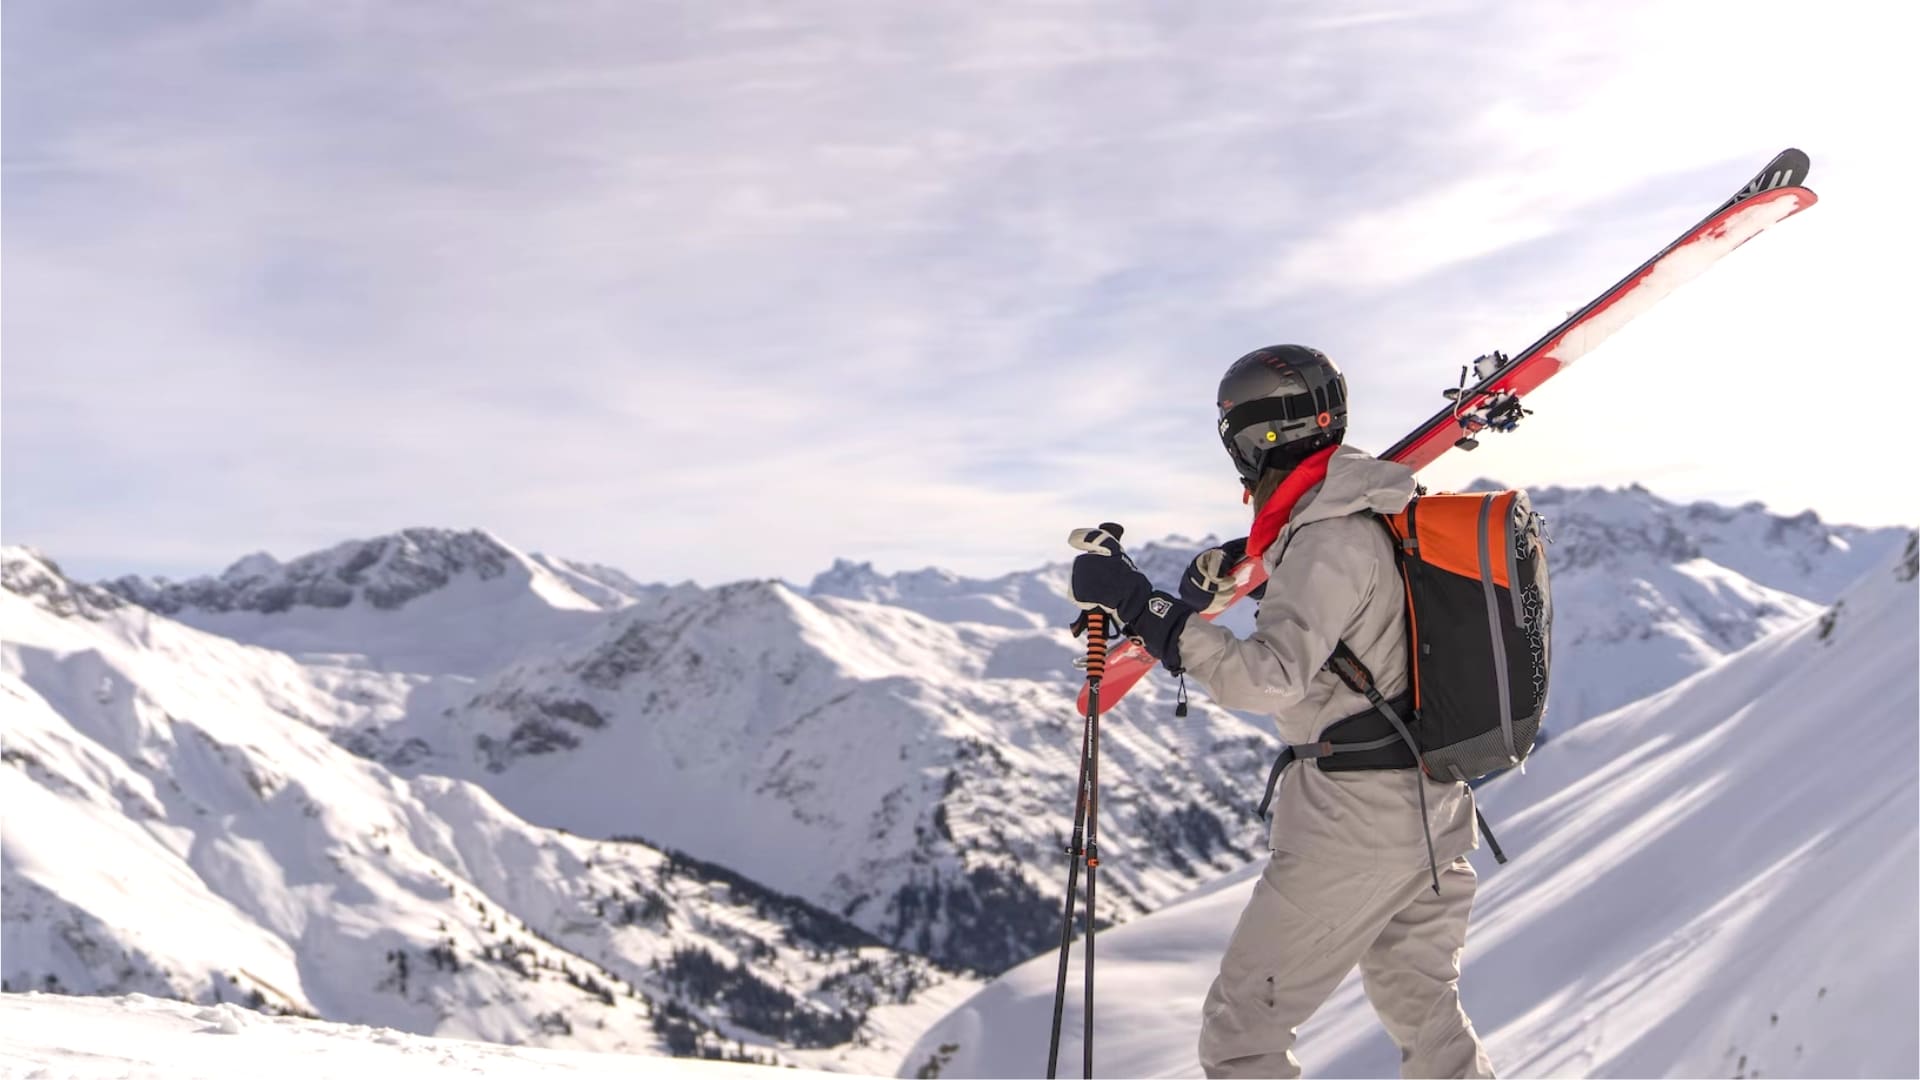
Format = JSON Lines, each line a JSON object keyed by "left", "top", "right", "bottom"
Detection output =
{"left": 4, "top": 0, "right": 1911, "bottom": 586}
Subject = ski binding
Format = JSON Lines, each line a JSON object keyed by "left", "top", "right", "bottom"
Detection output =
{"left": 1442, "top": 352, "right": 1531, "bottom": 450}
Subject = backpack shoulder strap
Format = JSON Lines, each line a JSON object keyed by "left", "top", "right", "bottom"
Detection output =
{"left": 1325, "top": 640, "right": 1441, "bottom": 895}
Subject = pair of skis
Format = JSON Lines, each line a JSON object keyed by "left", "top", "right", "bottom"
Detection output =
{"left": 1080, "top": 148, "right": 1818, "bottom": 715}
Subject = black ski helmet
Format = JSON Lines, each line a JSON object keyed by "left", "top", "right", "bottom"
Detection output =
{"left": 1216, "top": 344, "right": 1348, "bottom": 489}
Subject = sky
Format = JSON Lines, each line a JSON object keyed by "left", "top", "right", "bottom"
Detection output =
{"left": 4, "top": 1, "right": 1915, "bottom": 585}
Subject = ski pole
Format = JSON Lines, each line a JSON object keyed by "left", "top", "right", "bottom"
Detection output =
{"left": 1083, "top": 610, "right": 1102, "bottom": 1080}
{"left": 1048, "top": 523, "right": 1120, "bottom": 1079}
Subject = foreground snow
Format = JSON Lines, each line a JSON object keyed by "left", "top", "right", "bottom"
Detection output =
{"left": 0, "top": 992, "right": 836, "bottom": 1079}
{"left": 904, "top": 537, "right": 1919, "bottom": 1078}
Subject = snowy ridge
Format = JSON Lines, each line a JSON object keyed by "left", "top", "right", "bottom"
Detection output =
{"left": 100, "top": 529, "right": 637, "bottom": 676}
{"left": 1520, "top": 483, "right": 1901, "bottom": 723}
{"left": 807, "top": 559, "right": 1061, "bottom": 631}
{"left": 807, "top": 536, "right": 1249, "bottom": 640}
{"left": 2, "top": 547, "right": 131, "bottom": 621}
{"left": 2, "top": 549, "right": 971, "bottom": 1072}
{"left": 901, "top": 532, "right": 1920, "bottom": 1078}
{"left": 823, "top": 485, "right": 1903, "bottom": 727}
{"left": 529, "top": 553, "right": 666, "bottom": 611}
{"left": 1525, "top": 483, "right": 1893, "bottom": 599}
{"left": 102, "top": 527, "right": 614, "bottom": 616}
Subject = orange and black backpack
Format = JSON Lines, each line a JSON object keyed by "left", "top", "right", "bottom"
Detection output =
{"left": 1257, "top": 489, "right": 1552, "bottom": 887}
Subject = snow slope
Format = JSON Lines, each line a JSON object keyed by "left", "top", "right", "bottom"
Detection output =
{"left": 902, "top": 532, "right": 1920, "bottom": 1078}
{"left": 2, "top": 549, "right": 970, "bottom": 1073}
{"left": 0, "top": 991, "right": 838, "bottom": 1079}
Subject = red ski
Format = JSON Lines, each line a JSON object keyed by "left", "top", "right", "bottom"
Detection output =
{"left": 1082, "top": 150, "right": 1818, "bottom": 714}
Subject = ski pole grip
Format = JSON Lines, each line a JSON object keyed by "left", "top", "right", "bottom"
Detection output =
{"left": 1098, "top": 522, "right": 1125, "bottom": 543}
{"left": 1083, "top": 610, "right": 1108, "bottom": 680}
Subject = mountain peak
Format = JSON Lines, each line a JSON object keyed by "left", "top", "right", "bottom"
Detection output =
{"left": 2, "top": 546, "right": 127, "bottom": 621}
{"left": 1526, "top": 483, "right": 1897, "bottom": 599}
{"left": 100, "top": 527, "right": 536, "bottom": 616}
{"left": 807, "top": 558, "right": 887, "bottom": 598}
{"left": 221, "top": 551, "right": 283, "bottom": 581}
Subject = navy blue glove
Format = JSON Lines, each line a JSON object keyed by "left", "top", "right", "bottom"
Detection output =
{"left": 1067, "top": 526, "right": 1193, "bottom": 672}
{"left": 1068, "top": 526, "right": 1149, "bottom": 623}
{"left": 1179, "top": 536, "right": 1266, "bottom": 615}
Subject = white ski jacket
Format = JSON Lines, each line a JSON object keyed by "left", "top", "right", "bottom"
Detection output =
{"left": 1178, "top": 446, "right": 1478, "bottom": 868}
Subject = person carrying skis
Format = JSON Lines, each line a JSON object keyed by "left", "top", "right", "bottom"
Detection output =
{"left": 1068, "top": 345, "right": 1495, "bottom": 1079}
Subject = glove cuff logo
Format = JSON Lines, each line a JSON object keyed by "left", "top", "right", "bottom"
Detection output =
{"left": 1147, "top": 597, "right": 1172, "bottom": 618}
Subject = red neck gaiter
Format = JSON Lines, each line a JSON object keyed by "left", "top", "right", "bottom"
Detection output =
{"left": 1246, "top": 446, "right": 1339, "bottom": 559}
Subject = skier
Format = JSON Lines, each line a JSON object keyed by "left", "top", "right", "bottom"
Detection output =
{"left": 1068, "top": 345, "right": 1495, "bottom": 1079}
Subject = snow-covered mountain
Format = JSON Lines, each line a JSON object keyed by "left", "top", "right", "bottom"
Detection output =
{"left": 2, "top": 549, "right": 970, "bottom": 1072}
{"left": 1518, "top": 483, "right": 1898, "bottom": 723}
{"left": 63, "top": 490, "right": 1908, "bottom": 977}
{"left": 901, "top": 532, "right": 1920, "bottom": 1078}
{"left": 815, "top": 486, "right": 1902, "bottom": 729}
{"left": 805, "top": 560, "right": 1066, "bottom": 632}
{"left": 10, "top": 486, "right": 1907, "bottom": 1069}
{"left": 72, "top": 530, "right": 1286, "bottom": 980}
{"left": 383, "top": 577, "right": 1276, "bottom": 974}
{"left": 806, "top": 535, "right": 1240, "bottom": 636}
{"left": 1528, "top": 484, "right": 1899, "bottom": 600}
{"left": 99, "top": 528, "right": 659, "bottom": 676}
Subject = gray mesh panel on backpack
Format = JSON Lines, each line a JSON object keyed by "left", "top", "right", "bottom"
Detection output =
{"left": 1425, "top": 710, "right": 1543, "bottom": 782}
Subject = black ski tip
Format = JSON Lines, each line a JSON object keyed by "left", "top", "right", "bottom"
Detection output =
{"left": 1770, "top": 147, "right": 1811, "bottom": 185}
{"left": 1731, "top": 148, "right": 1812, "bottom": 207}
{"left": 1713, "top": 148, "right": 1812, "bottom": 217}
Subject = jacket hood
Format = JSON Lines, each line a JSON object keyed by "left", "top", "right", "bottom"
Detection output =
{"left": 1271, "top": 445, "right": 1416, "bottom": 555}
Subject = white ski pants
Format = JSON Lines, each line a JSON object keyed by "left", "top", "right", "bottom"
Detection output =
{"left": 1198, "top": 852, "right": 1494, "bottom": 1079}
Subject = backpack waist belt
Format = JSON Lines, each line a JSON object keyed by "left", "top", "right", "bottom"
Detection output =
{"left": 1254, "top": 690, "right": 1417, "bottom": 821}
